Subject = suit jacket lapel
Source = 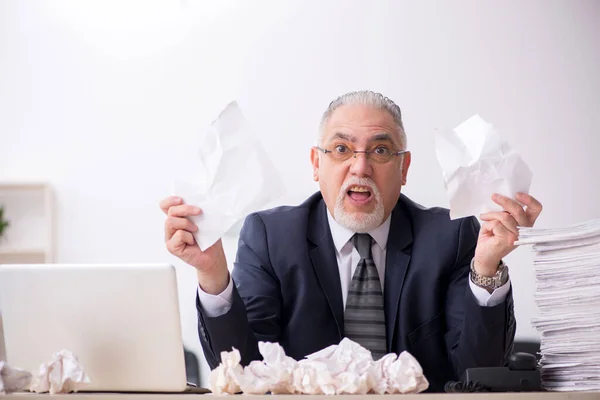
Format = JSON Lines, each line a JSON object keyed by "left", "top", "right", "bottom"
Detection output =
{"left": 384, "top": 199, "right": 413, "bottom": 351}
{"left": 308, "top": 199, "right": 344, "bottom": 340}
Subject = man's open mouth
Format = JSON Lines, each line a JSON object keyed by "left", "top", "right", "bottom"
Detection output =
{"left": 347, "top": 186, "right": 373, "bottom": 203}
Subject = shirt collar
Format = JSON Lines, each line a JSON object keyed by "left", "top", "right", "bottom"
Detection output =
{"left": 326, "top": 208, "right": 392, "bottom": 253}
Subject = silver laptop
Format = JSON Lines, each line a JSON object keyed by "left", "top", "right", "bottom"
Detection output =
{"left": 0, "top": 263, "right": 202, "bottom": 393}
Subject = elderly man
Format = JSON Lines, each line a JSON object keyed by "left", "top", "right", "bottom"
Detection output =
{"left": 160, "top": 91, "right": 542, "bottom": 392}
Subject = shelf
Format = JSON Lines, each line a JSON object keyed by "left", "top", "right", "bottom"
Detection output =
{"left": 0, "top": 247, "right": 47, "bottom": 255}
{"left": 0, "top": 250, "right": 47, "bottom": 264}
{"left": 0, "top": 182, "right": 48, "bottom": 190}
{"left": 0, "top": 182, "right": 54, "bottom": 264}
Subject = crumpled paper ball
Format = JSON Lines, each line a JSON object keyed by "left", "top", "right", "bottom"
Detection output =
{"left": 29, "top": 350, "right": 90, "bottom": 394}
{"left": 296, "top": 338, "right": 373, "bottom": 394}
{"left": 235, "top": 360, "right": 271, "bottom": 395}
{"left": 292, "top": 358, "right": 335, "bottom": 395}
{"left": 0, "top": 361, "right": 32, "bottom": 394}
{"left": 209, "top": 342, "right": 297, "bottom": 395}
{"left": 385, "top": 351, "right": 429, "bottom": 394}
{"left": 208, "top": 348, "right": 243, "bottom": 395}
{"left": 368, "top": 353, "right": 398, "bottom": 394}
{"left": 239, "top": 341, "right": 297, "bottom": 394}
{"left": 209, "top": 338, "right": 429, "bottom": 395}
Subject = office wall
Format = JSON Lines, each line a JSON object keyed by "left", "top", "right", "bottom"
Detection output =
{"left": 1, "top": 0, "right": 599, "bottom": 386}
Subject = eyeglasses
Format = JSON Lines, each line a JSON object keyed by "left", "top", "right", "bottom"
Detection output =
{"left": 314, "top": 144, "right": 408, "bottom": 164}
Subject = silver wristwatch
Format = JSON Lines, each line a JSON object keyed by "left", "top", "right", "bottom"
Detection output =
{"left": 470, "top": 258, "right": 509, "bottom": 290}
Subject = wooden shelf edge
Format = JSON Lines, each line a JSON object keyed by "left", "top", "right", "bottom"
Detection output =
{"left": 0, "top": 182, "right": 49, "bottom": 190}
{"left": 0, "top": 249, "right": 47, "bottom": 255}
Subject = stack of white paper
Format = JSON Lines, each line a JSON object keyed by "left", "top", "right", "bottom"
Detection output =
{"left": 516, "top": 219, "right": 600, "bottom": 392}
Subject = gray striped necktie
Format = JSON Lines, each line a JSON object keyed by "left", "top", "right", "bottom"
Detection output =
{"left": 344, "top": 233, "right": 387, "bottom": 359}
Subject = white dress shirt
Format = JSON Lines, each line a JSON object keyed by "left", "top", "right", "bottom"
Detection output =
{"left": 197, "top": 211, "right": 511, "bottom": 317}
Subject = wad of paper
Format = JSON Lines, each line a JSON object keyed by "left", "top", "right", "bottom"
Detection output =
{"left": 517, "top": 219, "right": 600, "bottom": 392}
{"left": 0, "top": 361, "right": 32, "bottom": 395}
{"left": 29, "top": 350, "right": 90, "bottom": 394}
{"left": 435, "top": 114, "right": 532, "bottom": 219}
{"left": 208, "top": 338, "right": 429, "bottom": 395}
{"left": 173, "top": 101, "right": 286, "bottom": 251}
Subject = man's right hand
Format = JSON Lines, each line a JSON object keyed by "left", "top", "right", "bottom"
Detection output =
{"left": 160, "top": 196, "right": 230, "bottom": 295}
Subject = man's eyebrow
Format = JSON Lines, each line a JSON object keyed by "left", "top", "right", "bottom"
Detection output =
{"left": 369, "top": 133, "right": 395, "bottom": 143}
{"left": 329, "top": 132, "right": 356, "bottom": 142}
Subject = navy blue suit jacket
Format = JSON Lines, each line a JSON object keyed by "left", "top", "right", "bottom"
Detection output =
{"left": 196, "top": 192, "right": 516, "bottom": 392}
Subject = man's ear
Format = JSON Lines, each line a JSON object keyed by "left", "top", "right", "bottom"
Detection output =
{"left": 310, "top": 147, "right": 320, "bottom": 182}
{"left": 401, "top": 151, "right": 411, "bottom": 185}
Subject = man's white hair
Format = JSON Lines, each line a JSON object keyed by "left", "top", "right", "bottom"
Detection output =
{"left": 318, "top": 90, "right": 407, "bottom": 149}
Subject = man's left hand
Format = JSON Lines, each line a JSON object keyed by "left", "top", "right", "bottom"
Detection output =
{"left": 473, "top": 192, "right": 543, "bottom": 277}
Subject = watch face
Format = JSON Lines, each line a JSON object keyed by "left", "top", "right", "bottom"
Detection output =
{"left": 497, "top": 265, "right": 508, "bottom": 285}
{"left": 493, "top": 276, "right": 502, "bottom": 287}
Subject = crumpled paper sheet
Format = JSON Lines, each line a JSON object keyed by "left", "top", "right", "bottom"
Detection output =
{"left": 237, "top": 342, "right": 297, "bottom": 394}
{"left": 29, "top": 350, "right": 90, "bottom": 394}
{"left": 208, "top": 348, "right": 243, "bottom": 395}
{"left": 208, "top": 338, "right": 429, "bottom": 395}
{"left": 435, "top": 114, "right": 532, "bottom": 219}
{"left": 296, "top": 338, "right": 373, "bottom": 394}
{"left": 386, "top": 351, "right": 430, "bottom": 394}
{"left": 172, "top": 101, "right": 286, "bottom": 251}
{"left": 0, "top": 361, "right": 32, "bottom": 394}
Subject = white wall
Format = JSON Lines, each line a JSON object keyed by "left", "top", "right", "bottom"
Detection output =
{"left": 1, "top": 0, "right": 599, "bottom": 386}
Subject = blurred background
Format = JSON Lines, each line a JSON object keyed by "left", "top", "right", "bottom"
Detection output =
{"left": 1, "top": 0, "right": 598, "bottom": 386}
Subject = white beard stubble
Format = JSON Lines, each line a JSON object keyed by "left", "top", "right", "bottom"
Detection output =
{"left": 333, "top": 176, "right": 385, "bottom": 233}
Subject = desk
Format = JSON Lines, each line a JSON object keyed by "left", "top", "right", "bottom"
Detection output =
{"left": 4, "top": 393, "right": 600, "bottom": 399}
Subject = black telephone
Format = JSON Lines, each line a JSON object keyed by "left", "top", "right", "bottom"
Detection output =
{"left": 446, "top": 352, "right": 541, "bottom": 392}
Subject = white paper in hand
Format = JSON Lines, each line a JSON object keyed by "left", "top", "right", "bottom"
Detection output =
{"left": 173, "top": 101, "right": 286, "bottom": 251}
{"left": 435, "top": 114, "right": 532, "bottom": 219}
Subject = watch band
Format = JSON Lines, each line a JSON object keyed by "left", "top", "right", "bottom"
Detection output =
{"left": 470, "top": 259, "right": 509, "bottom": 290}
